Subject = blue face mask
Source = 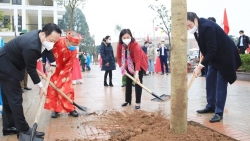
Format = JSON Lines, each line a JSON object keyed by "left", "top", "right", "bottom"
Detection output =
{"left": 68, "top": 45, "right": 76, "bottom": 51}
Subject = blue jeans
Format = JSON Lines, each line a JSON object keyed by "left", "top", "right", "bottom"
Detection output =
{"left": 148, "top": 60, "right": 154, "bottom": 72}
{"left": 205, "top": 66, "right": 228, "bottom": 115}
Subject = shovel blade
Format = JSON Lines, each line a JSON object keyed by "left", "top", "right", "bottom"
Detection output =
{"left": 18, "top": 133, "right": 44, "bottom": 141}
{"left": 151, "top": 94, "right": 171, "bottom": 102}
{"left": 73, "top": 102, "right": 87, "bottom": 112}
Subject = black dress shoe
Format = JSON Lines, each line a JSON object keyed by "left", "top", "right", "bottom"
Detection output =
{"left": 3, "top": 127, "right": 18, "bottom": 136}
{"left": 161, "top": 73, "right": 164, "bottom": 75}
{"left": 51, "top": 112, "right": 59, "bottom": 118}
{"left": 210, "top": 114, "right": 223, "bottom": 123}
{"left": 24, "top": 87, "right": 32, "bottom": 90}
{"left": 135, "top": 106, "right": 140, "bottom": 109}
{"left": 69, "top": 110, "right": 79, "bottom": 117}
{"left": 121, "top": 84, "right": 126, "bottom": 87}
{"left": 121, "top": 102, "right": 131, "bottom": 107}
{"left": 104, "top": 81, "right": 109, "bottom": 86}
{"left": 196, "top": 108, "right": 215, "bottom": 114}
{"left": 19, "top": 128, "right": 45, "bottom": 137}
{"left": 109, "top": 82, "right": 114, "bottom": 87}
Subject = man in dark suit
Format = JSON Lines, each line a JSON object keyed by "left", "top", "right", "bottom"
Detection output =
{"left": 0, "top": 23, "right": 61, "bottom": 137}
{"left": 19, "top": 31, "right": 32, "bottom": 93}
{"left": 142, "top": 41, "right": 148, "bottom": 54}
{"left": 237, "top": 30, "right": 250, "bottom": 54}
{"left": 157, "top": 40, "right": 169, "bottom": 75}
{"left": 187, "top": 12, "right": 242, "bottom": 122}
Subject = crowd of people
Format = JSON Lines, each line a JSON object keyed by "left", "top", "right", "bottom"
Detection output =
{"left": 0, "top": 11, "right": 245, "bottom": 139}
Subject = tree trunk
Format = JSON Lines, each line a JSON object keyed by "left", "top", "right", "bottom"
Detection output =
{"left": 170, "top": 0, "right": 188, "bottom": 134}
{"left": 168, "top": 33, "right": 171, "bottom": 65}
{"left": 70, "top": 8, "right": 74, "bottom": 30}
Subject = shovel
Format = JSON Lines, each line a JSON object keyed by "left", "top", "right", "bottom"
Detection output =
{"left": 18, "top": 71, "right": 52, "bottom": 141}
{"left": 125, "top": 71, "right": 170, "bottom": 102}
{"left": 188, "top": 56, "right": 203, "bottom": 90}
{"left": 37, "top": 70, "right": 87, "bottom": 112}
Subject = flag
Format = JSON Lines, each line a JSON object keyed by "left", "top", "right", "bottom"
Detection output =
{"left": 223, "top": 8, "right": 229, "bottom": 34}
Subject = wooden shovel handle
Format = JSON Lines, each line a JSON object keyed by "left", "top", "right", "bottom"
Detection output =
{"left": 125, "top": 71, "right": 153, "bottom": 94}
{"left": 34, "top": 71, "right": 52, "bottom": 124}
{"left": 187, "top": 56, "right": 203, "bottom": 91}
{"left": 37, "top": 70, "right": 74, "bottom": 104}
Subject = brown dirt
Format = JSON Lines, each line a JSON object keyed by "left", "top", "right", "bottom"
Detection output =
{"left": 89, "top": 110, "right": 236, "bottom": 141}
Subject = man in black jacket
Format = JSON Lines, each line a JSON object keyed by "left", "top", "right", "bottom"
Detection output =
{"left": 0, "top": 23, "right": 61, "bottom": 137}
{"left": 237, "top": 30, "right": 250, "bottom": 54}
{"left": 187, "top": 12, "right": 241, "bottom": 123}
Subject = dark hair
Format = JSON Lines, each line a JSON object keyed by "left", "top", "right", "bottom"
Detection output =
{"left": 161, "top": 40, "right": 165, "bottom": 43}
{"left": 239, "top": 30, "right": 244, "bottom": 33}
{"left": 144, "top": 41, "right": 148, "bottom": 45}
{"left": 118, "top": 29, "right": 135, "bottom": 44}
{"left": 102, "top": 35, "right": 110, "bottom": 42}
{"left": 19, "top": 33, "right": 25, "bottom": 35}
{"left": 187, "top": 12, "right": 199, "bottom": 22}
{"left": 208, "top": 17, "right": 216, "bottom": 23}
{"left": 42, "top": 23, "right": 62, "bottom": 37}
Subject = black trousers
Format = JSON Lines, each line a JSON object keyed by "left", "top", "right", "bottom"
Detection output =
{"left": 160, "top": 57, "right": 168, "bottom": 73}
{"left": 239, "top": 46, "right": 245, "bottom": 54}
{"left": 104, "top": 70, "right": 112, "bottom": 82}
{"left": 125, "top": 69, "right": 143, "bottom": 103}
{"left": 0, "top": 71, "right": 29, "bottom": 131}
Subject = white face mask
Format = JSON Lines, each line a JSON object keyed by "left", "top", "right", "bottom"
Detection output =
{"left": 188, "top": 25, "right": 198, "bottom": 34}
{"left": 122, "top": 38, "right": 131, "bottom": 45}
{"left": 161, "top": 44, "right": 165, "bottom": 47}
{"left": 42, "top": 38, "right": 55, "bottom": 51}
{"left": 107, "top": 39, "right": 112, "bottom": 43}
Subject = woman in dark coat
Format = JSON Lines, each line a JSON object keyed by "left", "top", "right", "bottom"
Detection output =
{"left": 100, "top": 35, "right": 116, "bottom": 86}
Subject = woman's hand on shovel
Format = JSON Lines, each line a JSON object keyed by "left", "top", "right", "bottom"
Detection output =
{"left": 134, "top": 71, "right": 140, "bottom": 84}
{"left": 39, "top": 87, "right": 47, "bottom": 98}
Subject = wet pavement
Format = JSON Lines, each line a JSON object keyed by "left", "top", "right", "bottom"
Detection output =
{"left": 0, "top": 64, "right": 250, "bottom": 141}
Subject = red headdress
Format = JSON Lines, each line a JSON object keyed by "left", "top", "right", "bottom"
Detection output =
{"left": 66, "top": 31, "right": 83, "bottom": 44}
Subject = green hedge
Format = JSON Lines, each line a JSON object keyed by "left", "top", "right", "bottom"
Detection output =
{"left": 240, "top": 54, "right": 250, "bottom": 72}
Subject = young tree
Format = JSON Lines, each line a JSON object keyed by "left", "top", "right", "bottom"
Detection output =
{"left": 170, "top": 0, "right": 188, "bottom": 134}
{"left": 57, "top": 0, "right": 87, "bottom": 30}
{"left": 149, "top": 2, "right": 172, "bottom": 63}
{"left": 149, "top": 2, "right": 171, "bottom": 47}
{"left": 114, "top": 24, "right": 122, "bottom": 35}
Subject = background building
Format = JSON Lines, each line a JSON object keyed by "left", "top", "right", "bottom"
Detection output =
{"left": 0, "top": 0, "right": 66, "bottom": 42}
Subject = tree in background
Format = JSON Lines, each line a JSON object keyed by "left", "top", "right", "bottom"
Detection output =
{"left": 149, "top": 1, "right": 172, "bottom": 62}
{"left": 57, "top": 0, "right": 87, "bottom": 30}
{"left": 149, "top": 2, "right": 172, "bottom": 47}
{"left": 228, "top": 35, "right": 238, "bottom": 46}
{"left": 0, "top": 10, "right": 11, "bottom": 31}
{"left": 114, "top": 24, "right": 122, "bottom": 36}
{"left": 58, "top": 7, "right": 95, "bottom": 55}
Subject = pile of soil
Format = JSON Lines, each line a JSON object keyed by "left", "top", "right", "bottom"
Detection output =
{"left": 90, "top": 110, "right": 236, "bottom": 141}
